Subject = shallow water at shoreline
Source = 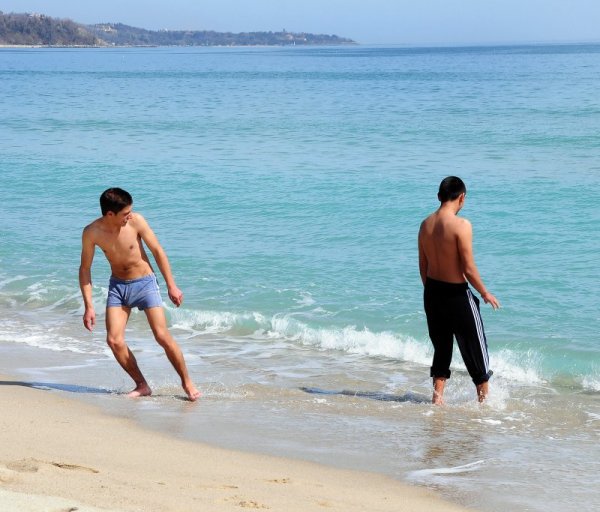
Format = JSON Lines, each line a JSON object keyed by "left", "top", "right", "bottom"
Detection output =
{"left": 1, "top": 317, "right": 598, "bottom": 512}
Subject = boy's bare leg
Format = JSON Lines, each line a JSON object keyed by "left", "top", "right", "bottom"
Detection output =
{"left": 106, "top": 307, "right": 152, "bottom": 397}
{"left": 432, "top": 377, "right": 446, "bottom": 405}
{"left": 476, "top": 381, "right": 489, "bottom": 403}
{"left": 144, "top": 307, "right": 201, "bottom": 401}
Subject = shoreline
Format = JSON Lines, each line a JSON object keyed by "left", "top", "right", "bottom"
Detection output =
{"left": 0, "top": 374, "right": 473, "bottom": 512}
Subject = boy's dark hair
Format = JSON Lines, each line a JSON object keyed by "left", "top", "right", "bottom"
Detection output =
{"left": 100, "top": 188, "right": 133, "bottom": 216}
{"left": 438, "top": 176, "right": 466, "bottom": 203}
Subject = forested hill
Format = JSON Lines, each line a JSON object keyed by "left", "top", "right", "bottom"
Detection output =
{"left": 0, "top": 11, "right": 355, "bottom": 46}
{"left": 0, "top": 12, "right": 100, "bottom": 46}
{"left": 88, "top": 23, "right": 354, "bottom": 46}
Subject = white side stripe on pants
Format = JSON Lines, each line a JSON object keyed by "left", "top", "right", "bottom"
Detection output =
{"left": 467, "top": 289, "right": 489, "bottom": 372}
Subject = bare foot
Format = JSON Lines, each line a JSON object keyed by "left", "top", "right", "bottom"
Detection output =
{"left": 432, "top": 393, "right": 445, "bottom": 405}
{"left": 432, "top": 377, "right": 446, "bottom": 405}
{"left": 476, "top": 381, "right": 489, "bottom": 403}
{"left": 126, "top": 383, "right": 152, "bottom": 398}
{"left": 184, "top": 382, "right": 201, "bottom": 402}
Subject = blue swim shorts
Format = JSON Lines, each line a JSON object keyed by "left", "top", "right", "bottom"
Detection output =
{"left": 106, "top": 274, "right": 163, "bottom": 310}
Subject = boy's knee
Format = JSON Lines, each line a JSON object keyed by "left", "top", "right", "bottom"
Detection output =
{"left": 106, "top": 334, "right": 125, "bottom": 349}
{"left": 153, "top": 329, "right": 172, "bottom": 347}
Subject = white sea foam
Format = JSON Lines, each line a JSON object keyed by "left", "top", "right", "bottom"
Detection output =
{"left": 269, "top": 314, "right": 432, "bottom": 365}
{"left": 581, "top": 375, "right": 600, "bottom": 392}
{"left": 294, "top": 292, "right": 316, "bottom": 307}
{"left": 0, "top": 289, "right": 560, "bottom": 391}
{"left": 168, "top": 307, "right": 267, "bottom": 334}
{"left": 408, "top": 460, "right": 487, "bottom": 480}
{"left": 492, "top": 348, "right": 544, "bottom": 384}
{"left": 0, "top": 319, "right": 106, "bottom": 355}
{"left": 24, "top": 282, "right": 49, "bottom": 303}
{"left": 163, "top": 307, "right": 554, "bottom": 387}
{"left": 471, "top": 418, "right": 503, "bottom": 425}
{"left": 585, "top": 412, "right": 600, "bottom": 422}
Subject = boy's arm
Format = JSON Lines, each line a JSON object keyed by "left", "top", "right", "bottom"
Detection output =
{"left": 79, "top": 227, "right": 96, "bottom": 330}
{"left": 136, "top": 214, "right": 183, "bottom": 307}
{"left": 456, "top": 220, "right": 500, "bottom": 309}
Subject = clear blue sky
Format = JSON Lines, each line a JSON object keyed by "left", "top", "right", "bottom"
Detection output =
{"left": 2, "top": 0, "right": 599, "bottom": 45}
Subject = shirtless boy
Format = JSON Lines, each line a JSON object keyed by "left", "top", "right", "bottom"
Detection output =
{"left": 79, "top": 188, "right": 201, "bottom": 401}
{"left": 418, "top": 177, "right": 499, "bottom": 404}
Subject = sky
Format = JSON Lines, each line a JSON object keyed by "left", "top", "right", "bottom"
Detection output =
{"left": 1, "top": 0, "right": 600, "bottom": 45}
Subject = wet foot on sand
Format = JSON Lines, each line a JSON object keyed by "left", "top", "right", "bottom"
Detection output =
{"left": 184, "top": 383, "right": 201, "bottom": 402}
{"left": 477, "top": 382, "right": 489, "bottom": 403}
{"left": 126, "top": 383, "right": 152, "bottom": 398}
{"left": 432, "top": 395, "right": 446, "bottom": 405}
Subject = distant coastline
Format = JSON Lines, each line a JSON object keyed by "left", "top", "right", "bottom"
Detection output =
{"left": 0, "top": 11, "right": 356, "bottom": 47}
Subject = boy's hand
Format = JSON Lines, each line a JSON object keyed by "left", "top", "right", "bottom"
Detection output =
{"left": 83, "top": 308, "right": 96, "bottom": 331}
{"left": 482, "top": 291, "right": 500, "bottom": 310}
{"left": 168, "top": 286, "right": 184, "bottom": 307}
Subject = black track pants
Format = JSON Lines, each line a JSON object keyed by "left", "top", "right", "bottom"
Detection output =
{"left": 424, "top": 277, "right": 492, "bottom": 385}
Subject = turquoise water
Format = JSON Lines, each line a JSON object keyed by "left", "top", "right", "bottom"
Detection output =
{"left": 1, "top": 45, "right": 599, "bottom": 511}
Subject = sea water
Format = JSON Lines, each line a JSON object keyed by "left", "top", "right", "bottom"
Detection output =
{"left": 0, "top": 45, "right": 599, "bottom": 511}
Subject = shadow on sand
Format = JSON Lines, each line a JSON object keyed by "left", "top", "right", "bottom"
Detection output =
{"left": 0, "top": 380, "right": 113, "bottom": 394}
{"left": 300, "top": 386, "right": 430, "bottom": 404}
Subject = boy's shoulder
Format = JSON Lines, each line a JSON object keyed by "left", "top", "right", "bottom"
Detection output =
{"left": 128, "top": 212, "right": 151, "bottom": 232}
{"left": 83, "top": 217, "right": 103, "bottom": 234}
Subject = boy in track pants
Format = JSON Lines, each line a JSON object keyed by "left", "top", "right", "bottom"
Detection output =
{"left": 418, "top": 177, "right": 500, "bottom": 404}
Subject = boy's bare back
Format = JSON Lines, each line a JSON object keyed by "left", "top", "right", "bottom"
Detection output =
{"left": 418, "top": 185, "right": 499, "bottom": 309}
{"left": 418, "top": 210, "right": 471, "bottom": 284}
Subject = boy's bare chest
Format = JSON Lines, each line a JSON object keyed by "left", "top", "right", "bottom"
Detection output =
{"left": 97, "top": 230, "right": 140, "bottom": 261}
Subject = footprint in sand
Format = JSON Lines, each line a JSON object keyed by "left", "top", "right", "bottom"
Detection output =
{"left": 6, "top": 458, "right": 40, "bottom": 473}
{"left": 6, "top": 458, "right": 99, "bottom": 474}
{"left": 49, "top": 461, "right": 99, "bottom": 474}
{"left": 237, "top": 500, "right": 269, "bottom": 509}
{"left": 199, "top": 483, "right": 239, "bottom": 490}
{"left": 266, "top": 478, "right": 291, "bottom": 484}
{"left": 0, "top": 466, "right": 19, "bottom": 483}
{"left": 224, "top": 495, "right": 269, "bottom": 509}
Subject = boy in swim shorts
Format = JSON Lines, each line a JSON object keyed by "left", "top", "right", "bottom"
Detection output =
{"left": 79, "top": 188, "right": 200, "bottom": 401}
{"left": 107, "top": 274, "right": 163, "bottom": 311}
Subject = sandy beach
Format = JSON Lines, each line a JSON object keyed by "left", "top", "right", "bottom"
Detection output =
{"left": 0, "top": 376, "right": 473, "bottom": 512}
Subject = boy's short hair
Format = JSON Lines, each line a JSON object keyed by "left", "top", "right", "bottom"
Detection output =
{"left": 100, "top": 188, "right": 132, "bottom": 216}
{"left": 438, "top": 176, "right": 466, "bottom": 203}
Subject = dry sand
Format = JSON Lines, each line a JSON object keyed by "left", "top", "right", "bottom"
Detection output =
{"left": 0, "top": 378, "right": 473, "bottom": 512}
